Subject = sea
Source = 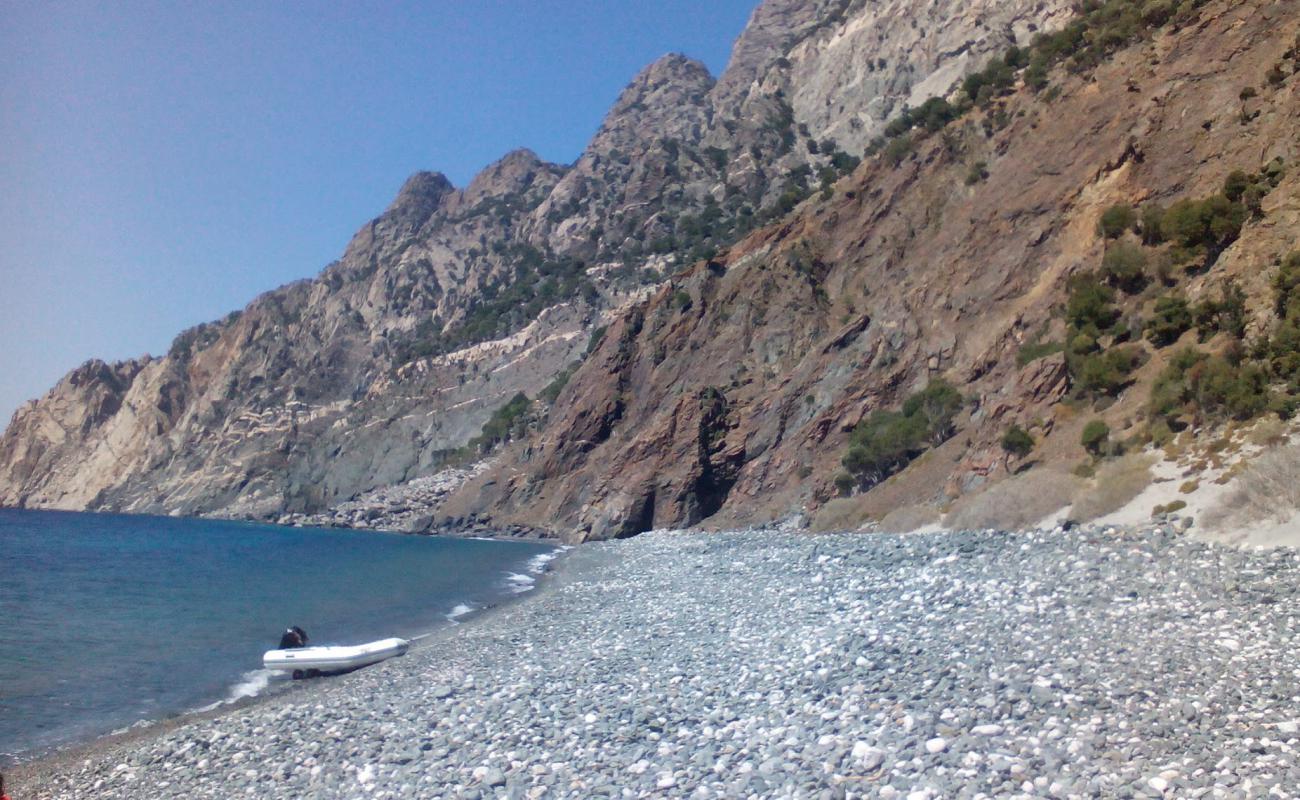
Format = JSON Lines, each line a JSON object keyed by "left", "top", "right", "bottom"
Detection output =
{"left": 0, "top": 508, "right": 560, "bottom": 765}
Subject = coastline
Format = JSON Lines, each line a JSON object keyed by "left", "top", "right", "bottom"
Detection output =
{"left": 3, "top": 527, "right": 572, "bottom": 780}
{"left": 12, "top": 521, "right": 1300, "bottom": 798}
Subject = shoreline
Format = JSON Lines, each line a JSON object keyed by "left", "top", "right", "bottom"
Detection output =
{"left": 3, "top": 534, "right": 574, "bottom": 781}
{"left": 13, "top": 521, "right": 1300, "bottom": 798}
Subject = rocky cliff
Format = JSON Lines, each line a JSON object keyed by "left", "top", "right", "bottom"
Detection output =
{"left": 442, "top": 0, "right": 1300, "bottom": 541}
{"left": 0, "top": 0, "right": 1068, "bottom": 517}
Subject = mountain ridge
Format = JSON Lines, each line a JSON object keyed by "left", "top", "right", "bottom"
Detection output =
{"left": 3, "top": 0, "right": 1100, "bottom": 523}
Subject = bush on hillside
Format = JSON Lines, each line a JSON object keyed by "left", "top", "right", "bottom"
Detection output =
{"left": 842, "top": 381, "right": 964, "bottom": 488}
{"left": 1101, "top": 241, "right": 1148, "bottom": 293}
{"left": 1001, "top": 425, "right": 1035, "bottom": 458}
{"left": 1066, "top": 273, "right": 1119, "bottom": 335}
{"left": 1147, "top": 294, "right": 1193, "bottom": 346}
{"left": 1073, "top": 346, "right": 1142, "bottom": 397}
{"left": 1223, "top": 170, "right": 1252, "bottom": 203}
{"left": 1098, "top": 204, "right": 1138, "bottom": 239}
{"left": 1140, "top": 203, "right": 1167, "bottom": 245}
{"left": 1081, "top": 419, "right": 1111, "bottom": 455}
{"left": 468, "top": 392, "right": 533, "bottom": 453}
{"left": 1161, "top": 195, "right": 1246, "bottom": 252}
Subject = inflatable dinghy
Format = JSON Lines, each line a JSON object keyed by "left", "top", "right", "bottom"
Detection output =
{"left": 263, "top": 637, "right": 410, "bottom": 678}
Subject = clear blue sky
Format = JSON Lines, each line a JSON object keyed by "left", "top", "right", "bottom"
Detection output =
{"left": 0, "top": 0, "right": 758, "bottom": 425}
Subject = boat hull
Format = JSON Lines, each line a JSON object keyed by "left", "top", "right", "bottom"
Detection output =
{"left": 263, "top": 637, "right": 410, "bottom": 673}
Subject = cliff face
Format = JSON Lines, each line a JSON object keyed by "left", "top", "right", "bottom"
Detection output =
{"left": 0, "top": 0, "right": 1069, "bottom": 517}
{"left": 443, "top": 0, "right": 1300, "bottom": 541}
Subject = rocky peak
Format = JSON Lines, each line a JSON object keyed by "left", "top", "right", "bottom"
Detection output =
{"left": 460, "top": 149, "right": 564, "bottom": 208}
{"left": 616, "top": 54, "right": 715, "bottom": 106}
{"left": 384, "top": 171, "right": 455, "bottom": 219}
{"left": 601, "top": 53, "right": 715, "bottom": 141}
{"left": 714, "top": 0, "right": 846, "bottom": 106}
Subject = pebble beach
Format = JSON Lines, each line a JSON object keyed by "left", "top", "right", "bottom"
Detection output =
{"left": 12, "top": 522, "right": 1300, "bottom": 799}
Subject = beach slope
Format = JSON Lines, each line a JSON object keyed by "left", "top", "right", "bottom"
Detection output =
{"left": 14, "top": 524, "right": 1300, "bottom": 798}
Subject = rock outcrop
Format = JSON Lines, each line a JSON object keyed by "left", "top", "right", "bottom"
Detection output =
{"left": 443, "top": 0, "right": 1300, "bottom": 540}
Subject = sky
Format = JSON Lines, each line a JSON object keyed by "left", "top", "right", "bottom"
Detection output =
{"left": 0, "top": 0, "right": 759, "bottom": 425}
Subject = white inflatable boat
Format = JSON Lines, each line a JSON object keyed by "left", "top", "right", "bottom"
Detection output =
{"left": 263, "top": 637, "right": 410, "bottom": 678}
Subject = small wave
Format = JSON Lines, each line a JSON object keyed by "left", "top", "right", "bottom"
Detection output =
{"left": 194, "top": 669, "right": 278, "bottom": 713}
{"left": 527, "top": 552, "right": 557, "bottom": 574}
{"left": 446, "top": 603, "right": 474, "bottom": 623}
{"left": 526, "top": 545, "right": 571, "bottom": 575}
{"left": 505, "top": 572, "right": 536, "bottom": 594}
{"left": 228, "top": 668, "right": 275, "bottom": 701}
{"left": 109, "top": 719, "right": 155, "bottom": 736}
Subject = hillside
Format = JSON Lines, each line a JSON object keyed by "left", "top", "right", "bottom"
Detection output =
{"left": 0, "top": 0, "right": 1064, "bottom": 517}
{"left": 440, "top": 0, "right": 1300, "bottom": 541}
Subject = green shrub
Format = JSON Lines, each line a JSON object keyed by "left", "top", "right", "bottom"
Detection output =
{"left": 1219, "top": 280, "right": 1249, "bottom": 339}
{"left": 842, "top": 380, "right": 964, "bottom": 487}
{"left": 1149, "top": 346, "right": 1270, "bottom": 425}
{"left": 901, "top": 380, "right": 964, "bottom": 444}
{"left": 829, "top": 150, "right": 861, "bottom": 175}
{"left": 1001, "top": 425, "right": 1035, "bottom": 458}
{"left": 1161, "top": 195, "right": 1246, "bottom": 251}
{"left": 1140, "top": 203, "right": 1167, "bottom": 245}
{"left": 1101, "top": 241, "right": 1148, "bottom": 292}
{"left": 1017, "top": 338, "right": 1065, "bottom": 367}
{"left": 1066, "top": 273, "right": 1119, "bottom": 334}
{"left": 1188, "top": 356, "right": 1270, "bottom": 421}
{"left": 883, "top": 135, "right": 914, "bottom": 166}
{"left": 468, "top": 392, "right": 533, "bottom": 453}
{"left": 963, "top": 56, "right": 1015, "bottom": 105}
{"left": 1073, "top": 346, "right": 1142, "bottom": 396}
{"left": 1147, "top": 294, "right": 1193, "bottom": 346}
{"left": 1098, "top": 204, "right": 1138, "bottom": 239}
{"left": 673, "top": 290, "right": 693, "bottom": 311}
{"left": 1243, "top": 184, "right": 1268, "bottom": 217}
{"left": 539, "top": 367, "right": 574, "bottom": 404}
{"left": 1274, "top": 251, "right": 1300, "bottom": 319}
{"left": 1195, "top": 280, "right": 1247, "bottom": 341}
{"left": 1268, "top": 317, "right": 1300, "bottom": 386}
{"left": 833, "top": 472, "right": 855, "bottom": 497}
{"left": 1149, "top": 351, "right": 1199, "bottom": 423}
{"left": 965, "top": 161, "right": 989, "bottom": 185}
{"left": 1081, "top": 419, "right": 1111, "bottom": 455}
{"left": 842, "top": 409, "right": 929, "bottom": 486}
{"left": 585, "top": 325, "right": 608, "bottom": 355}
{"left": 1223, "top": 170, "right": 1252, "bottom": 202}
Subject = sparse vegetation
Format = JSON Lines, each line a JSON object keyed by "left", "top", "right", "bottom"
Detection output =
{"left": 1152, "top": 499, "right": 1187, "bottom": 516}
{"left": 1146, "top": 294, "right": 1192, "bottom": 346}
{"left": 1101, "top": 241, "right": 1148, "bottom": 293}
{"left": 467, "top": 392, "right": 533, "bottom": 453}
{"left": 944, "top": 468, "right": 1079, "bottom": 531}
{"left": 841, "top": 381, "right": 963, "bottom": 490}
{"left": 539, "top": 365, "right": 576, "bottom": 405}
{"left": 1206, "top": 441, "right": 1300, "bottom": 528}
{"left": 1001, "top": 425, "right": 1035, "bottom": 458}
{"left": 1098, "top": 204, "right": 1138, "bottom": 239}
{"left": 1081, "top": 419, "right": 1111, "bottom": 455}
{"left": 1017, "top": 337, "right": 1065, "bottom": 367}
{"left": 1070, "top": 453, "right": 1155, "bottom": 522}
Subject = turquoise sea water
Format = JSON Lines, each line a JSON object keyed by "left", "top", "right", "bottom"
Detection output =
{"left": 0, "top": 509, "right": 556, "bottom": 764}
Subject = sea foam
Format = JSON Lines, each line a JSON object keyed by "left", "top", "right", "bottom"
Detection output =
{"left": 446, "top": 603, "right": 475, "bottom": 623}
{"left": 505, "top": 572, "right": 536, "bottom": 593}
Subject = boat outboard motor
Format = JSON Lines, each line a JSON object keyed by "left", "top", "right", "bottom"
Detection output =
{"left": 278, "top": 626, "right": 309, "bottom": 649}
